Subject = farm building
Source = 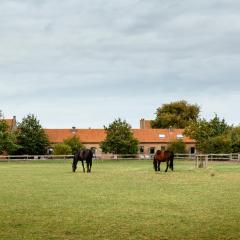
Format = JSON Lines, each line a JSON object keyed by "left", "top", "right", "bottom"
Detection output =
{"left": 3, "top": 116, "right": 196, "bottom": 155}
{"left": 45, "top": 119, "right": 196, "bottom": 155}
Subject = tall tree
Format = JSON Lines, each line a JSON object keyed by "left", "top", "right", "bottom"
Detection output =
{"left": 0, "top": 120, "right": 18, "bottom": 154}
{"left": 227, "top": 126, "right": 240, "bottom": 153}
{"left": 184, "top": 115, "right": 230, "bottom": 153}
{"left": 100, "top": 118, "right": 139, "bottom": 154}
{"left": 15, "top": 114, "right": 49, "bottom": 155}
{"left": 151, "top": 100, "right": 200, "bottom": 128}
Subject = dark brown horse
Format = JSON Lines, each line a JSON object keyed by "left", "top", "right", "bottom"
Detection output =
{"left": 153, "top": 150, "right": 174, "bottom": 172}
{"left": 72, "top": 149, "right": 93, "bottom": 173}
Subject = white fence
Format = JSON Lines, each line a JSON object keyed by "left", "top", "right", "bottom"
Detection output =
{"left": 0, "top": 155, "right": 74, "bottom": 162}
{"left": 174, "top": 153, "right": 240, "bottom": 161}
{"left": 0, "top": 153, "right": 240, "bottom": 162}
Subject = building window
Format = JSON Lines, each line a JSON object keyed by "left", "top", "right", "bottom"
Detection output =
{"left": 139, "top": 146, "right": 144, "bottom": 153}
{"left": 176, "top": 134, "right": 183, "bottom": 139}
{"left": 159, "top": 134, "right": 166, "bottom": 139}
{"left": 149, "top": 147, "right": 155, "bottom": 154}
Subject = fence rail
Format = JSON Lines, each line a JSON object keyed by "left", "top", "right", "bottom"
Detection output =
{"left": 0, "top": 155, "right": 74, "bottom": 162}
{"left": 1, "top": 153, "right": 240, "bottom": 162}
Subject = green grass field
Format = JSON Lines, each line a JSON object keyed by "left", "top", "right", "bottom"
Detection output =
{"left": 0, "top": 160, "right": 240, "bottom": 240}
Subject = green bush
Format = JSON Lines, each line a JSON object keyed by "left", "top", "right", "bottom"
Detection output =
{"left": 167, "top": 139, "right": 187, "bottom": 153}
{"left": 63, "top": 136, "right": 85, "bottom": 154}
{"left": 53, "top": 143, "right": 72, "bottom": 155}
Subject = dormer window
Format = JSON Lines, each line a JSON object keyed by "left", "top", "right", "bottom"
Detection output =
{"left": 159, "top": 134, "right": 166, "bottom": 139}
{"left": 176, "top": 134, "right": 183, "bottom": 139}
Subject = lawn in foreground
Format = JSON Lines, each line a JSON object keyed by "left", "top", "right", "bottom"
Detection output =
{"left": 0, "top": 160, "right": 240, "bottom": 240}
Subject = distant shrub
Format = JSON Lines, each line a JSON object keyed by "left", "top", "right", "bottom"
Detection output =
{"left": 167, "top": 139, "right": 187, "bottom": 153}
{"left": 53, "top": 143, "right": 72, "bottom": 155}
{"left": 63, "top": 136, "right": 85, "bottom": 154}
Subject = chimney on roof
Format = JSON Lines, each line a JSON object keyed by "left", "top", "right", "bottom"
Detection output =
{"left": 140, "top": 118, "right": 152, "bottom": 129}
{"left": 12, "top": 116, "right": 17, "bottom": 131}
{"left": 140, "top": 118, "right": 145, "bottom": 129}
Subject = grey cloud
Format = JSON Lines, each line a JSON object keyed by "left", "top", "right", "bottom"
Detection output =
{"left": 1, "top": 0, "right": 240, "bottom": 127}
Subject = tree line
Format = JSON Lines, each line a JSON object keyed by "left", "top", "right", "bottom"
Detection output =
{"left": 151, "top": 100, "right": 240, "bottom": 153}
{"left": 0, "top": 101, "right": 240, "bottom": 155}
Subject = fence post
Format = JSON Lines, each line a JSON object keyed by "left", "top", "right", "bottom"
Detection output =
{"left": 205, "top": 155, "right": 208, "bottom": 168}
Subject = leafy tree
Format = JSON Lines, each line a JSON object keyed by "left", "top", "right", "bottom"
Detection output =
{"left": 0, "top": 120, "right": 18, "bottom": 154}
{"left": 15, "top": 114, "right": 49, "bottom": 155}
{"left": 151, "top": 100, "right": 200, "bottom": 128}
{"left": 184, "top": 115, "right": 230, "bottom": 153}
{"left": 100, "top": 118, "right": 139, "bottom": 154}
{"left": 53, "top": 143, "right": 72, "bottom": 155}
{"left": 227, "top": 126, "right": 240, "bottom": 153}
{"left": 167, "top": 139, "right": 187, "bottom": 153}
{"left": 198, "top": 135, "right": 232, "bottom": 154}
{"left": 63, "top": 135, "right": 85, "bottom": 154}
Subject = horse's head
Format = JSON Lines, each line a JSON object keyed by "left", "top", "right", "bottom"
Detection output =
{"left": 72, "top": 163, "right": 77, "bottom": 172}
{"left": 72, "top": 151, "right": 79, "bottom": 172}
{"left": 156, "top": 150, "right": 161, "bottom": 156}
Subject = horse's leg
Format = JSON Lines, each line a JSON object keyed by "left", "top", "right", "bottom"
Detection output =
{"left": 169, "top": 159, "right": 173, "bottom": 171}
{"left": 81, "top": 160, "right": 85, "bottom": 173}
{"left": 89, "top": 159, "right": 92, "bottom": 172}
{"left": 158, "top": 162, "right": 160, "bottom": 171}
{"left": 153, "top": 160, "right": 157, "bottom": 171}
{"left": 86, "top": 160, "right": 90, "bottom": 173}
{"left": 170, "top": 159, "right": 174, "bottom": 171}
{"left": 165, "top": 160, "right": 169, "bottom": 172}
{"left": 86, "top": 161, "right": 89, "bottom": 172}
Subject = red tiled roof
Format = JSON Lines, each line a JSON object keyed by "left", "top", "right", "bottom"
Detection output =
{"left": 133, "top": 129, "right": 195, "bottom": 143}
{"left": 45, "top": 129, "right": 106, "bottom": 143}
{"left": 45, "top": 128, "right": 195, "bottom": 144}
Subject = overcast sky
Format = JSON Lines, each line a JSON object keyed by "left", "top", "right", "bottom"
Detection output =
{"left": 0, "top": 0, "right": 240, "bottom": 128}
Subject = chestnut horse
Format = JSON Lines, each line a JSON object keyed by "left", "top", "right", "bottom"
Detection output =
{"left": 72, "top": 149, "right": 93, "bottom": 173}
{"left": 153, "top": 150, "right": 174, "bottom": 172}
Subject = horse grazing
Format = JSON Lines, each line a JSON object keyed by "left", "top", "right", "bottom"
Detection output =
{"left": 72, "top": 149, "right": 93, "bottom": 173}
{"left": 153, "top": 150, "right": 174, "bottom": 172}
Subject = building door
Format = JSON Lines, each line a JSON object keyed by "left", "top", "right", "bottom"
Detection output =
{"left": 190, "top": 147, "right": 195, "bottom": 154}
